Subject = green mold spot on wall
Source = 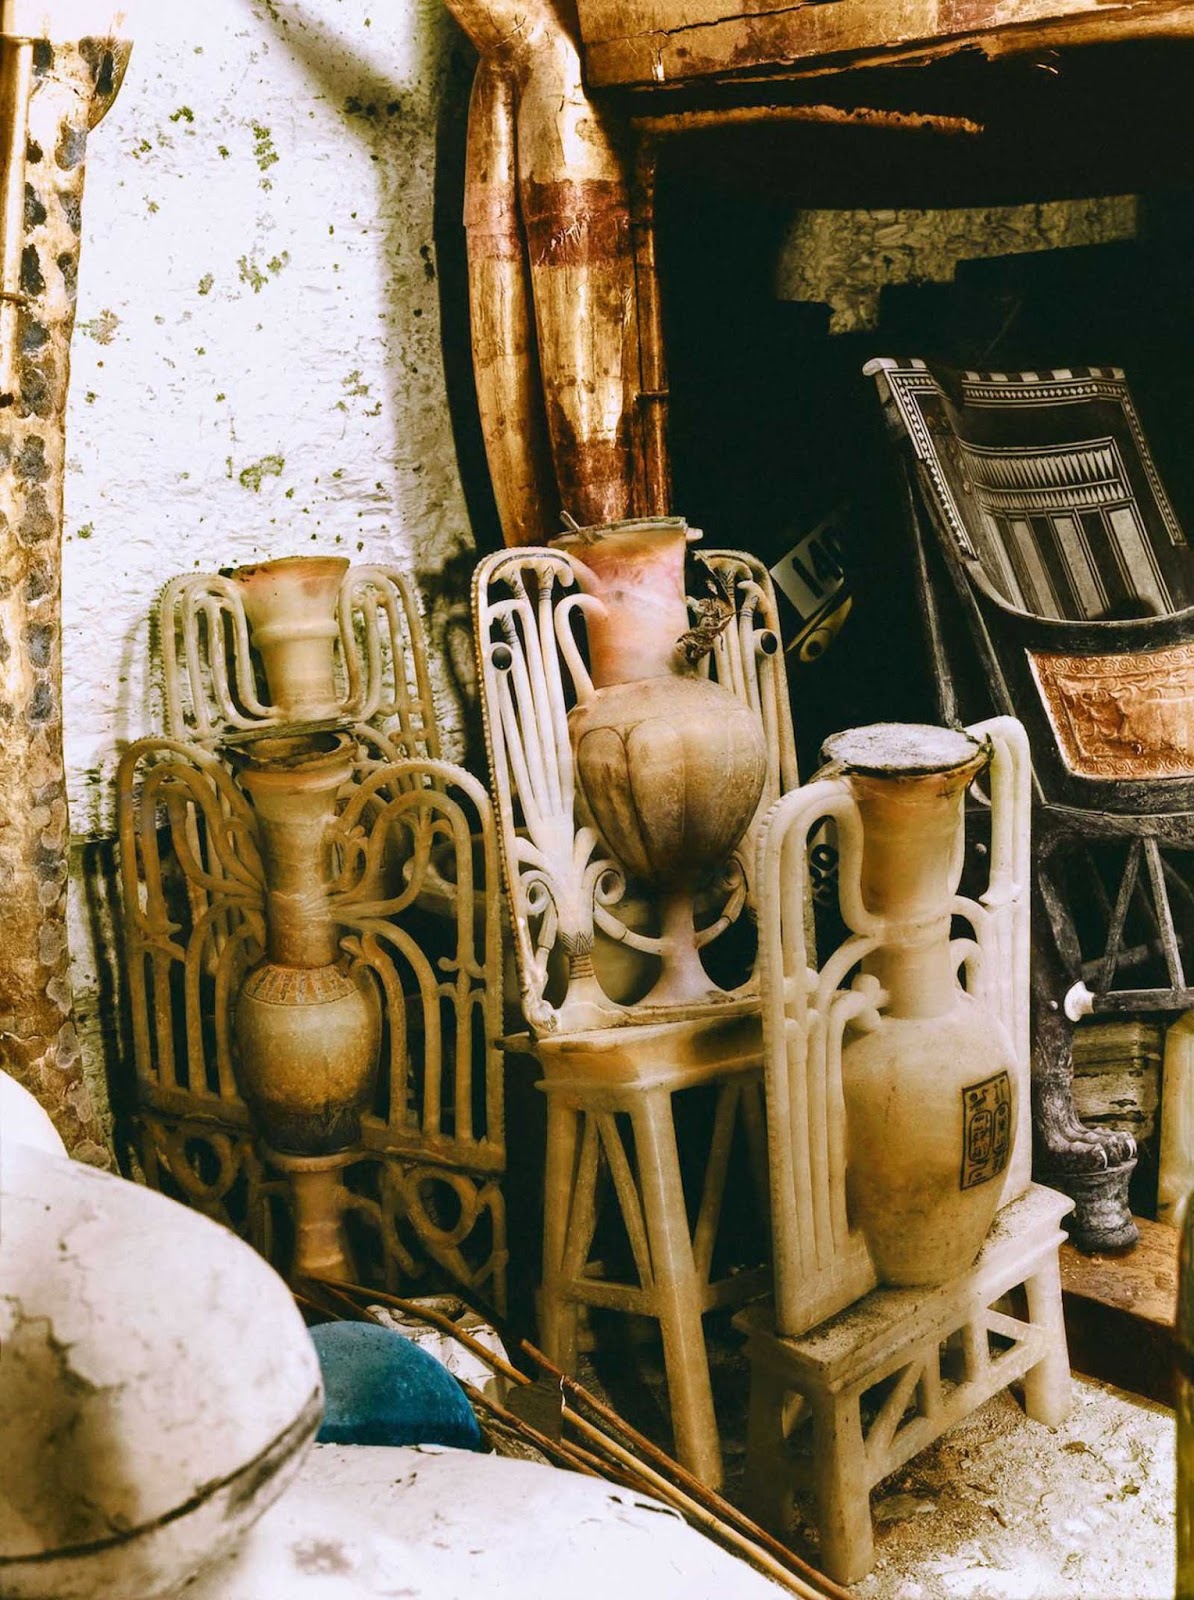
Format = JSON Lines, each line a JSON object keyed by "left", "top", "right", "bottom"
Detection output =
{"left": 218, "top": 144, "right": 230, "bottom": 159}
{"left": 75, "top": 523, "right": 93, "bottom": 540}
{"left": 81, "top": 309, "right": 120, "bottom": 344}
{"left": 266, "top": 251, "right": 290, "bottom": 276}
{"left": 197, "top": 272, "right": 214, "bottom": 295}
{"left": 169, "top": 106, "right": 195, "bottom": 124}
{"left": 237, "top": 255, "right": 268, "bottom": 293}
{"left": 251, "top": 122, "right": 279, "bottom": 189}
{"left": 238, "top": 454, "right": 285, "bottom": 492}
{"left": 342, "top": 369, "right": 369, "bottom": 397}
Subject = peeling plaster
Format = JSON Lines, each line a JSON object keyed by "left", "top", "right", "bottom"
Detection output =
{"left": 60, "top": 0, "right": 478, "bottom": 1139}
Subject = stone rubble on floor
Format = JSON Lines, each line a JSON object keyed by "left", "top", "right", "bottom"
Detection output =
{"left": 853, "top": 1376, "right": 1174, "bottom": 1600}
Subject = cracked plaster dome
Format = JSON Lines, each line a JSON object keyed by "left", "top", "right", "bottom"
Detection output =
{"left": 0, "top": 1136, "right": 324, "bottom": 1600}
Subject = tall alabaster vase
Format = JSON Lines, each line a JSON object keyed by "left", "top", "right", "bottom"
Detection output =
{"left": 556, "top": 517, "right": 768, "bottom": 1008}
{"left": 119, "top": 554, "right": 508, "bottom": 1306}
{"left": 226, "top": 560, "right": 381, "bottom": 1248}
{"left": 739, "top": 719, "right": 1072, "bottom": 1586}
{"left": 824, "top": 724, "right": 1018, "bottom": 1285}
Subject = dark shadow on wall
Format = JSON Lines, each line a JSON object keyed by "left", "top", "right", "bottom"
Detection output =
{"left": 656, "top": 52, "right": 1194, "bottom": 776}
{"left": 431, "top": 28, "right": 505, "bottom": 562}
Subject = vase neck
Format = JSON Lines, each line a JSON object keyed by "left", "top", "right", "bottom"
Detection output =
{"left": 236, "top": 735, "right": 352, "bottom": 967}
{"left": 835, "top": 729, "right": 987, "bottom": 1021}
{"left": 556, "top": 518, "right": 692, "bottom": 687}
{"left": 234, "top": 556, "right": 348, "bottom": 719}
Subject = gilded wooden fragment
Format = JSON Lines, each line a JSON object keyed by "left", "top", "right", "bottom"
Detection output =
{"left": 444, "top": 0, "right": 642, "bottom": 537}
{"left": 1029, "top": 642, "right": 1194, "bottom": 781}
{"left": 0, "top": 33, "right": 128, "bottom": 1161}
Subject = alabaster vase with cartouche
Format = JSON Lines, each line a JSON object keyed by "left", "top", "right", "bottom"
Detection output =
{"left": 556, "top": 517, "right": 768, "bottom": 1008}
{"left": 828, "top": 724, "right": 1017, "bottom": 1285}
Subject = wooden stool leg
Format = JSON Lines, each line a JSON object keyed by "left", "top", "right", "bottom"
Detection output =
{"left": 540, "top": 1093, "right": 583, "bottom": 1373}
{"left": 813, "top": 1391, "right": 873, "bottom": 1586}
{"left": 632, "top": 1089, "right": 723, "bottom": 1488}
{"left": 1023, "top": 1259, "right": 1072, "bottom": 1427}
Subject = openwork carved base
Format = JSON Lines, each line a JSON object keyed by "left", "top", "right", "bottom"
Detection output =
{"left": 737, "top": 1185, "right": 1073, "bottom": 1586}
{"left": 129, "top": 1108, "right": 508, "bottom": 1312}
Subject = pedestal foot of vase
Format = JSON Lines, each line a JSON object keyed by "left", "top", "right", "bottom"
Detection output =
{"left": 269, "top": 1148, "right": 358, "bottom": 1282}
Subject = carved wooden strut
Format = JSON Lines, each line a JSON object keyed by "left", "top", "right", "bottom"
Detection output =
{"left": 0, "top": 28, "right": 128, "bottom": 1161}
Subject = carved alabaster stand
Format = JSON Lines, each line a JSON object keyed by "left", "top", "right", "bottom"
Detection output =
{"left": 475, "top": 517, "right": 799, "bottom": 1487}
{"left": 738, "top": 719, "right": 1072, "bottom": 1584}
{"left": 117, "top": 556, "right": 507, "bottom": 1309}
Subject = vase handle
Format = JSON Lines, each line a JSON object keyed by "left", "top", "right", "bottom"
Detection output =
{"left": 554, "top": 592, "right": 605, "bottom": 706}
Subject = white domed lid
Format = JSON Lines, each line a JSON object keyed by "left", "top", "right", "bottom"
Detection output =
{"left": 0, "top": 1144, "right": 322, "bottom": 1570}
{"left": 0, "top": 1071, "right": 67, "bottom": 1160}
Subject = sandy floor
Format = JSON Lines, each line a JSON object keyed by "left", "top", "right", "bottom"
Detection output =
{"left": 852, "top": 1377, "right": 1174, "bottom": 1600}
{"left": 583, "top": 1318, "right": 1175, "bottom": 1599}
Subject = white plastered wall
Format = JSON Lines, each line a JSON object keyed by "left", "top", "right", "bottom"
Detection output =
{"left": 61, "top": 0, "right": 477, "bottom": 1138}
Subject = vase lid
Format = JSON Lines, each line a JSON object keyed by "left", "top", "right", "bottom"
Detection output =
{"left": 821, "top": 722, "right": 986, "bottom": 778}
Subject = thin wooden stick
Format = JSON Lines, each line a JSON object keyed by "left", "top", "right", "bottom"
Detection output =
{"left": 552, "top": 1407, "right": 830, "bottom": 1600}
{"left": 308, "top": 1280, "right": 845, "bottom": 1600}
{"left": 315, "top": 1278, "right": 531, "bottom": 1388}
{"left": 630, "top": 103, "right": 983, "bottom": 138}
{"left": 521, "top": 1338, "right": 852, "bottom": 1600}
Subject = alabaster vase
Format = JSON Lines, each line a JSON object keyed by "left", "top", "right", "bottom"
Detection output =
{"left": 827, "top": 724, "right": 1017, "bottom": 1287}
{"left": 231, "top": 731, "right": 380, "bottom": 1158}
{"left": 234, "top": 554, "right": 349, "bottom": 721}
{"left": 557, "top": 517, "right": 767, "bottom": 1008}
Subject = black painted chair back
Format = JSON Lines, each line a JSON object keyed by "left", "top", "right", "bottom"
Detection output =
{"left": 867, "top": 357, "right": 1194, "bottom": 1015}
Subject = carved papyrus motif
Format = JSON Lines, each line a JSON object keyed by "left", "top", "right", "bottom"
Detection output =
{"left": 1030, "top": 642, "right": 1194, "bottom": 779}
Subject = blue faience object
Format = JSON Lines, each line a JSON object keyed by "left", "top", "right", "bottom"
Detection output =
{"left": 310, "top": 1321, "right": 483, "bottom": 1450}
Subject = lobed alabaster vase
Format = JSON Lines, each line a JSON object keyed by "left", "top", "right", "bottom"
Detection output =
{"left": 557, "top": 517, "right": 767, "bottom": 1008}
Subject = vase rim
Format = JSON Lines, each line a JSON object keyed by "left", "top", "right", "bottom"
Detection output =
{"left": 821, "top": 721, "right": 987, "bottom": 780}
{"left": 227, "top": 728, "right": 353, "bottom": 773}
{"left": 552, "top": 515, "right": 693, "bottom": 549}
{"left": 231, "top": 554, "right": 351, "bottom": 585}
